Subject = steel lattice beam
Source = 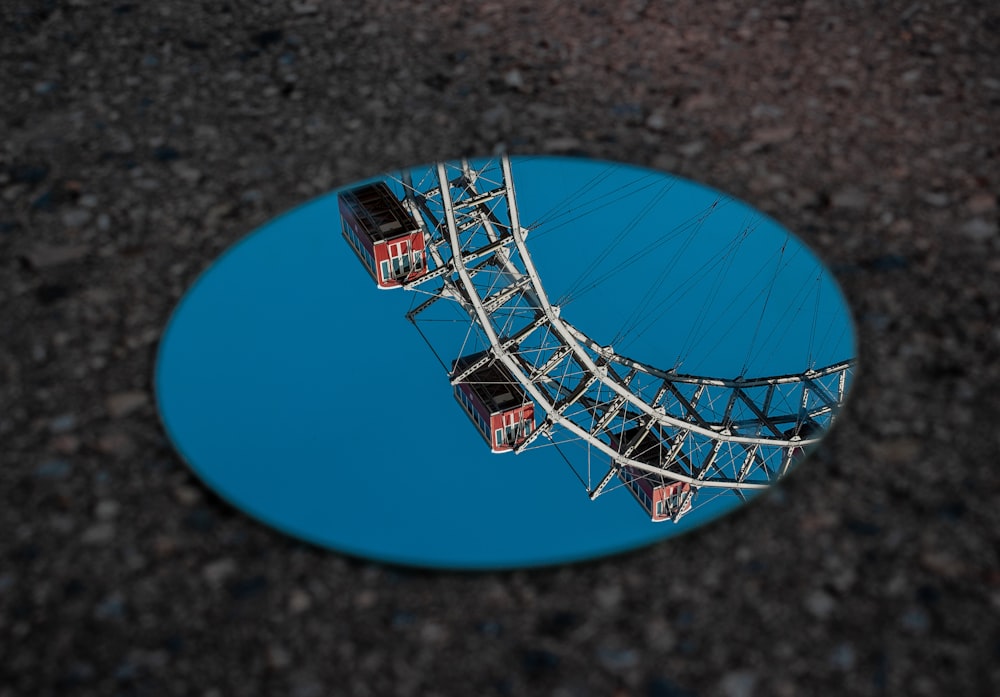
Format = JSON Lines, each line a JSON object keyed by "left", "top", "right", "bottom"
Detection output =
{"left": 393, "top": 156, "right": 854, "bottom": 494}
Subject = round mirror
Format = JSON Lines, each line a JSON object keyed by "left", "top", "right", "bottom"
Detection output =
{"left": 155, "top": 155, "right": 856, "bottom": 569}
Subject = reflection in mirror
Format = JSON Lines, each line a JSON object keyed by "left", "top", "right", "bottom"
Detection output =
{"left": 156, "top": 155, "right": 855, "bottom": 569}
{"left": 341, "top": 155, "right": 855, "bottom": 524}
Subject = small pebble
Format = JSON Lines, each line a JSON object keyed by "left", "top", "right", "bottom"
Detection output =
{"left": 503, "top": 69, "right": 524, "bottom": 88}
{"left": 51, "top": 434, "right": 80, "bottom": 454}
{"left": 718, "top": 670, "right": 758, "bottom": 697}
{"left": 677, "top": 140, "right": 706, "bottom": 157}
{"left": 23, "top": 243, "right": 90, "bottom": 269}
{"left": 49, "top": 414, "right": 77, "bottom": 433}
{"left": 805, "top": 590, "right": 836, "bottom": 619}
{"left": 596, "top": 646, "right": 639, "bottom": 671}
{"left": 645, "top": 111, "right": 668, "bottom": 131}
{"left": 95, "top": 500, "right": 121, "bottom": 521}
{"left": 94, "top": 592, "right": 126, "bottom": 620}
{"left": 173, "top": 484, "right": 202, "bottom": 506}
{"left": 544, "top": 137, "right": 582, "bottom": 152}
{"left": 36, "top": 459, "right": 71, "bottom": 478}
{"left": 420, "top": 621, "right": 448, "bottom": 645}
{"left": 919, "top": 191, "right": 950, "bottom": 207}
{"left": 830, "top": 187, "right": 868, "bottom": 210}
{"left": 81, "top": 522, "right": 116, "bottom": 545}
{"left": 97, "top": 431, "right": 136, "bottom": 457}
{"left": 966, "top": 192, "right": 996, "bottom": 214}
{"left": 829, "top": 642, "right": 856, "bottom": 671}
{"left": 61, "top": 208, "right": 92, "bottom": 228}
{"left": 289, "top": 588, "right": 312, "bottom": 614}
{"left": 960, "top": 218, "right": 996, "bottom": 241}
{"left": 900, "top": 607, "right": 931, "bottom": 634}
{"left": 267, "top": 644, "right": 292, "bottom": 669}
{"left": 106, "top": 391, "right": 148, "bottom": 419}
{"left": 202, "top": 557, "right": 238, "bottom": 585}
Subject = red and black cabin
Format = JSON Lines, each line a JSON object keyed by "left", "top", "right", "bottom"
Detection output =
{"left": 452, "top": 351, "right": 535, "bottom": 454}
{"left": 339, "top": 181, "right": 428, "bottom": 289}
{"left": 610, "top": 426, "right": 694, "bottom": 522}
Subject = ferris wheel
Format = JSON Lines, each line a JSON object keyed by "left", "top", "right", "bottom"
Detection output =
{"left": 337, "top": 155, "right": 855, "bottom": 523}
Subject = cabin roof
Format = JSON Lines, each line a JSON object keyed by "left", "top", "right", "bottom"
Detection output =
{"left": 454, "top": 351, "right": 530, "bottom": 414}
{"left": 614, "top": 426, "right": 670, "bottom": 470}
{"left": 339, "top": 181, "right": 418, "bottom": 243}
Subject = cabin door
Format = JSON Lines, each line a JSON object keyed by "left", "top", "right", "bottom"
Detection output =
{"left": 387, "top": 240, "right": 412, "bottom": 278}
{"left": 502, "top": 412, "right": 521, "bottom": 446}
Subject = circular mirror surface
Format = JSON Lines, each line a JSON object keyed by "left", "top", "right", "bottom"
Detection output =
{"left": 155, "top": 155, "right": 856, "bottom": 569}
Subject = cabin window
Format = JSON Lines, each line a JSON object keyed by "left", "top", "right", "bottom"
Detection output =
{"left": 412, "top": 251, "right": 424, "bottom": 270}
{"left": 656, "top": 500, "right": 664, "bottom": 516}
{"left": 391, "top": 254, "right": 411, "bottom": 276}
{"left": 380, "top": 260, "right": 390, "bottom": 282}
{"left": 495, "top": 428, "right": 504, "bottom": 446}
{"left": 504, "top": 422, "right": 519, "bottom": 445}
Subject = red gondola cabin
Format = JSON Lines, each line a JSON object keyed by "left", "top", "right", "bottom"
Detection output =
{"left": 610, "top": 426, "right": 694, "bottom": 522}
{"left": 339, "top": 181, "right": 428, "bottom": 289}
{"left": 452, "top": 351, "right": 535, "bottom": 454}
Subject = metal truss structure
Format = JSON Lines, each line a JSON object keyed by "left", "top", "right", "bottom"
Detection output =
{"left": 390, "top": 155, "right": 854, "bottom": 507}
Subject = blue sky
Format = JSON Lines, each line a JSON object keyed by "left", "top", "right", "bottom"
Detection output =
{"left": 155, "top": 156, "right": 855, "bottom": 569}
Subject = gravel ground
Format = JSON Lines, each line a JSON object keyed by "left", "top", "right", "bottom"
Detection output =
{"left": 2, "top": 1, "right": 998, "bottom": 696}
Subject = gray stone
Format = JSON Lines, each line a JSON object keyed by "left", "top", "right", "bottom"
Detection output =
{"left": 677, "top": 140, "right": 706, "bottom": 157}
{"left": 106, "top": 391, "right": 148, "bottom": 419}
{"left": 173, "top": 484, "right": 202, "bottom": 506}
{"left": 595, "top": 646, "right": 639, "bottom": 671}
{"left": 22, "top": 244, "right": 90, "bottom": 269}
{"left": 482, "top": 105, "right": 509, "bottom": 127}
{"left": 50, "top": 434, "right": 80, "bottom": 454}
{"left": 94, "top": 592, "right": 126, "bottom": 620}
{"left": 750, "top": 125, "right": 796, "bottom": 145}
{"left": 49, "top": 414, "right": 77, "bottom": 433}
{"left": 960, "top": 218, "right": 996, "bottom": 241}
{"left": 750, "top": 103, "right": 785, "bottom": 119}
{"left": 543, "top": 137, "right": 582, "bottom": 152}
{"left": 830, "top": 187, "right": 868, "bottom": 210}
{"left": 288, "top": 588, "right": 312, "bottom": 614}
{"left": 97, "top": 431, "right": 136, "bottom": 456}
{"left": 900, "top": 607, "right": 931, "bottom": 634}
{"left": 805, "top": 590, "right": 836, "bottom": 619}
{"left": 171, "top": 162, "right": 203, "bottom": 184}
{"left": 718, "top": 670, "right": 758, "bottom": 697}
{"left": 267, "top": 644, "right": 292, "bottom": 669}
{"left": 290, "top": 673, "right": 324, "bottom": 697}
{"left": 35, "top": 459, "right": 71, "bottom": 478}
{"left": 645, "top": 111, "right": 668, "bottom": 131}
{"left": 291, "top": 1, "right": 320, "bottom": 15}
{"left": 919, "top": 191, "right": 950, "bottom": 207}
{"left": 202, "top": 558, "right": 238, "bottom": 585}
{"left": 95, "top": 500, "right": 121, "bottom": 521}
{"left": 503, "top": 69, "right": 524, "bottom": 89}
{"left": 966, "top": 192, "right": 996, "bottom": 215}
{"left": 81, "top": 522, "right": 116, "bottom": 544}
{"left": 829, "top": 642, "right": 856, "bottom": 671}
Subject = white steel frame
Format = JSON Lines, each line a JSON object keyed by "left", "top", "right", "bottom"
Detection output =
{"left": 388, "top": 155, "right": 854, "bottom": 498}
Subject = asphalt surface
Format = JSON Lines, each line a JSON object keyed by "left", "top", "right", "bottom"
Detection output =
{"left": 2, "top": 1, "right": 998, "bottom": 696}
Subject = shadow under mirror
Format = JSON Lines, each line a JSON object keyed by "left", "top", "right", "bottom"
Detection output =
{"left": 155, "top": 155, "right": 856, "bottom": 570}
